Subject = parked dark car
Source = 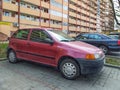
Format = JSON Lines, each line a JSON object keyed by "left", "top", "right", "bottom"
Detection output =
{"left": 7, "top": 28, "right": 105, "bottom": 80}
{"left": 75, "top": 33, "right": 120, "bottom": 54}
{"left": 109, "top": 32, "right": 120, "bottom": 39}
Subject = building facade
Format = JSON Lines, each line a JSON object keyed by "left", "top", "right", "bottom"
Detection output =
{"left": 0, "top": 0, "right": 114, "bottom": 38}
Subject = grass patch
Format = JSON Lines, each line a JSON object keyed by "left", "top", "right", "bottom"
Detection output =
{"left": 106, "top": 57, "right": 120, "bottom": 66}
{"left": 0, "top": 43, "right": 8, "bottom": 58}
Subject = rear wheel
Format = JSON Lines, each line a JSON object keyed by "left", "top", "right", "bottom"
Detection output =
{"left": 99, "top": 45, "right": 108, "bottom": 54}
{"left": 60, "top": 58, "right": 80, "bottom": 80}
{"left": 8, "top": 50, "right": 18, "bottom": 63}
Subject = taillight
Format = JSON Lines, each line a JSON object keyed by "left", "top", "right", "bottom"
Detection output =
{"left": 118, "top": 40, "right": 120, "bottom": 45}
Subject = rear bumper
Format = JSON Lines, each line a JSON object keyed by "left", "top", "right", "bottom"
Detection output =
{"left": 76, "top": 57, "right": 105, "bottom": 75}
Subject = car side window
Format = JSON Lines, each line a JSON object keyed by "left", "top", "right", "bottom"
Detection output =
{"left": 30, "top": 30, "right": 52, "bottom": 43}
{"left": 89, "top": 34, "right": 102, "bottom": 40}
{"left": 13, "top": 29, "right": 29, "bottom": 40}
{"left": 76, "top": 34, "right": 88, "bottom": 40}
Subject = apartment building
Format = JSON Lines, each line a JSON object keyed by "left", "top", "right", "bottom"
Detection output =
{"left": 0, "top": 0, "right": 114, "bottom": 38}
{"left": 99, "top": 0, "right": 114, "bottom": 33}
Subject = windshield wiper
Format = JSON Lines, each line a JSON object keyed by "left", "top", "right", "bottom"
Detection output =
{"left": 61, "top": 39, "right": 76, "bottom": 42}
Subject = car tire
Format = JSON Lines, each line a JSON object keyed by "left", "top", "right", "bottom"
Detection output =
{"left": 99, "top": 45, "right": 108, "bottom": 54}
{"left": 60, "top": 58, "right": 80, "bottom": 80}
{"left": 8, "top": 50, "right": 18, "bottom": 63}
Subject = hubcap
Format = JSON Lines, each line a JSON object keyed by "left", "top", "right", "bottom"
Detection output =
{"left": 100, "top": 46, "right": 107, "bottom": 54}
{"left": 9, "top": 51, "right": 16, "bottom": 62}
{"left": 62, "top": 63, "right": 76, "bottom": 77}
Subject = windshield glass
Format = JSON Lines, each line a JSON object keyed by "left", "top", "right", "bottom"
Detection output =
{"left": 48, "top": 30, "right": 75, "bottom": 42}
{"left": 102, "top": 34, "right": 112, "bottom": 39}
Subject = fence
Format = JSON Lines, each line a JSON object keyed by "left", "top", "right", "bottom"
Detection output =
{"left": 0, "top": 41, "right": 9, "bottom": 59}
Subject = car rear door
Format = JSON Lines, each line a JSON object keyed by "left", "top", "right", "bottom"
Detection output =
{"left": 27, "top": 29, "right": 58, "bottom": 66}
{"left": 10, "top": 29, "right": 30, "bottom": 59}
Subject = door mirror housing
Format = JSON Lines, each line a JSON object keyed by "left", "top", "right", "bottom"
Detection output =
{"left": 45, "top": 39, "right": 54, "bottom": 45}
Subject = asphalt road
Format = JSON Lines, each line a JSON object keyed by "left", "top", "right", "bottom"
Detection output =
{"left": 0, "top": 60, "right": 120, "bottom": 90}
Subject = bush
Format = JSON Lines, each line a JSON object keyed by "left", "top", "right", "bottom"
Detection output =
{"left": 0, "top": 43, "right": 8, "bottom": 58}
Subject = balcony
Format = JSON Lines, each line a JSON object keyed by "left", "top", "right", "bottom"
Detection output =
{"left": 77, "top": 21, "right": 80, "bottom": 25}
{"left": 50, "top": 23, "right": 62, "bottom": 29}
{"left": 69, "top": 11, "right": 76, "bottom": 17}
{"left": 69, "top": 33, "right": 76, "bottom": 37}
{"left": 20, "top": 19, "right": 39, "bottom": 26}
{"left": 51, "top": 5, "right": 62, "bottom": 12}
{"left": 69, "top": 26, "right": 76, "bottom": 31}
{"left": 55, "top": 0, "right": 62, "bottom": 4}
{"left": 63, "top": 26, "right": 67, "bottom": 30}
{"left": 20, "top": 7, "right": 40, "bottom": 16}
{"left": 41, "top": 22, "right": 49, "bottom": 27}
{"left": 3, "top": 2, "right": 18, "bottom": 12}
{"left": 63, "top": 18, "right": 68, "bottom": 22}
{"left": 69, "top": 4, "right": 76, "bottom": 11}
{"left": 81, "top": 9, "right": 86, "bottom": 14}
{"left": 81, "top": 27, "right": 87, "bottom": 32}
{"left": 50, "top": 15, "right": 62, "bottom": 21}
{"left": 77, "top": 14, "right": 80, "bottom": 18}
{"left": 41, "top": 1, "right": 50, "bottom": 9}
{"left": 2, "top": 16, "right": 18, "bottom": 23}
{"left": 81, "top": 16, "right": 86, "bottom": 21}
{"left": 41, "top": 12, "right": 49, "bottom": 19}
{"left": 63, "top": 1, "right": 68, "bottom": 6}
{"left": 24, "top": 0, "right": 40, "bottom": 6}
{"left": 70, "top": 0, "right": 77, "bottom": 4}
{"left": 69, "top": 19, "right": 76, "bottom": 24}
{"left": 81, "top": 22, "right": 86, "bottom": 26}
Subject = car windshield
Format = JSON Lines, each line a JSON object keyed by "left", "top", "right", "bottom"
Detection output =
{"left": 47, "top": 30, "right": 75, "bottom": 42}
{"left": 102, "top": 34, "right": 112, "bottom": 39}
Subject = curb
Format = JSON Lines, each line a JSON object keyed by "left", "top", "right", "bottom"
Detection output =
{"left": 104, "top": 63, "right": 120, "bottom": 69}
{"left": 106, "top": 55, "right": 120, "bottom": 59}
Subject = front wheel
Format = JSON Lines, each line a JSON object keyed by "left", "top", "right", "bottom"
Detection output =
{"left": 99, "top": 45, "right": 108, "bottom": 54}
{"left": 8, "top": 50, "right": 18, "bottom": 63}
{"left": 60, "top": 58, "right": 80, "bottom": 80}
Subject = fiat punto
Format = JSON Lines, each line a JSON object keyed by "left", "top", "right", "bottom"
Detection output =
{"left": 7, "top": 28, "right": 105, "bottom": 79}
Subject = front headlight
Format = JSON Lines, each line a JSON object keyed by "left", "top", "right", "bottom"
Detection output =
{"left": 85, "top": 53, "right": 101, "bottom": 60}
{"left": 94, "top": 53, "right": 101, "bottom": 59}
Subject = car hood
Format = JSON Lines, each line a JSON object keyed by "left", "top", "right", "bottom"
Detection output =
{"left": 62, "top": 41, "right": 101, "bottom": 54}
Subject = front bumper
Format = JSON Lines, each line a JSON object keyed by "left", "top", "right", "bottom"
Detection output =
{"left": 76, "top": 57, "right": 105, "bottom": 75}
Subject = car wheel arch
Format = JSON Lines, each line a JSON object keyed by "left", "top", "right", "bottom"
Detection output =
{"left": 99, "top": 44, "right": 109, "bottom": 49}
{"left": 57, "top": 56, "right": 80, "bottom": 71}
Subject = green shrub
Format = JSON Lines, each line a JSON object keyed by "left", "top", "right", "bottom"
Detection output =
{"left": 0, "top": 43, "right": 8, "bottom": 58}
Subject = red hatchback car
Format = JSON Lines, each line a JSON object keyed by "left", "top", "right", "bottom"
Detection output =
{"left": 7, "top": 28, "right": 105, "bottom": 79}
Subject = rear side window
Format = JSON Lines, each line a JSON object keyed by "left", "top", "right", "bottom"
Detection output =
{"left": 13, "top": 29, "right": 29, "bottom": 40}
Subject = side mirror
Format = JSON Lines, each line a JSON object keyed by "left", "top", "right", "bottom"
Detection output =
{"left": 45, "top": 39, "right": 54, "bottom": 45}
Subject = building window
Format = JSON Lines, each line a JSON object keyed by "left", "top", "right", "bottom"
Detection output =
{"left": 3, "top": 11, "right": 11, "bottom": 16}
{"left": 4, "top": 0, "right": 11, "bottom": 3}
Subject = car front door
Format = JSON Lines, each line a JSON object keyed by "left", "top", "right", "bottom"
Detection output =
{"left": 27, "top": 29, "right": 58, "bottom": 66}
